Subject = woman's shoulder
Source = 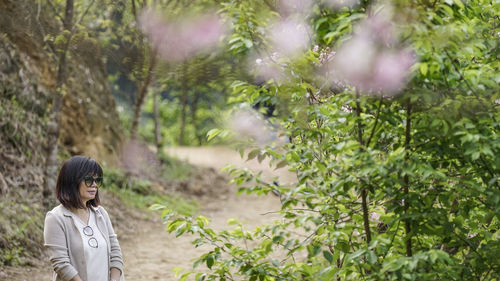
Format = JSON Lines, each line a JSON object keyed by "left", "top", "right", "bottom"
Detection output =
{"left": 91, "top": 205, "right": 110, "bottom": 217}
{"left": 46, "top": 204, "right": 66, "bottom": 216}
{"left": 44, "top": 204, "right": 72, "bottom": 225}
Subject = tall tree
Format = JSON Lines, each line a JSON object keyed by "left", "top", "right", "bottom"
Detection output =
{"left": 128, "top": 0, "right": 159, "bottom": 140}
{"left": 178, "top": 62, "right": 189, "bottom": 145}
{"left": 43, "top": 0, "right": 74, "bottom": 208}
{"left": 153, "top": 84, "right": 162, "bottom": 151}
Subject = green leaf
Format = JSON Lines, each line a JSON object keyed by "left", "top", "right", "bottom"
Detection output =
{"left": 346, "top": 249, "right": 365, "bottom": 263}
{"left": 420, "top": 62, "right": 428, "bottom": 76}
{"left": 242, "top": 38, "right": 253, "bottom": 48}
{"left": 206, "top": 254, "right": 214, "bottom": 269}
{"left": 247, "top": 149, "right": 260, "bottom": 160}
{"left": 453, "top": 0, "right": 465, "bottom": 9}
{"left": 149, "top": 204, "right": 166, "bottom": 210}
{"left": 275, "top": 160, "right": 287, "bottom": 170}
{"left": 367, "top": 251, "right": 377, "bottom": 264}
{"left": 323, "top": 250, "right": 334, "bottom": 263}
{"left": 206, "top": 129, "right": 222, "bottom": 141}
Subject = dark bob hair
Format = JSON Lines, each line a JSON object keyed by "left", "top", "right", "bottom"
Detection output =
{"left": 56, "top": 155, "right": 103, "bottom": 209}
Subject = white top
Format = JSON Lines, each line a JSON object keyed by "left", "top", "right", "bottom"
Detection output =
{"left": 72, "top": 209, "right": 109, "bottom": 281}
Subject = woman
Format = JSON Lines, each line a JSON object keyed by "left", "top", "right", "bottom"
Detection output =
{"left": 44, "top": 156, "right": 124, "bottom": 281}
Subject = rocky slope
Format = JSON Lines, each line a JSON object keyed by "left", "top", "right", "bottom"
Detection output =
{"left": 0, "top": 0, "right": 123, "bottom": 265}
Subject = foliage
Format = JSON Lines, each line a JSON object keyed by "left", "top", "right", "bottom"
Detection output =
{"left": 138, "top": 56, "right": 235, "bottom": 146}
{"left": 156, "top": 150, "right": 196, "bottom": 181}
{"left": 103, "top": 166, "right": 198, "bottom": 216}
{"left": 0, "top": 190, "right": 45, "bottom": 266}
{"left": 156, "top": 0, "right": 500, "bottom": 280}
{"left": 98, "top": 0, "right": 241, "bottom": 145}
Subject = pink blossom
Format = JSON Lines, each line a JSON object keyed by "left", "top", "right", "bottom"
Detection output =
{"left": 341, "top": 105, "right": 353, "bottom": 112}
{"left": 229, "top": 109, "right": 274, "bottom": 144}
{"left": 268, "top": 19, "right": 311, "bottom": 57}
{"left": 326, "top": 0, "right": 359, "bottom": 9}
{"left": 357, "top": 9, "right": 396, "bottom": 46}
{"left": 369, "top": 212, "right": 381, "bottom": 222}
{"left": 318, "top": 47, "right": 336, "bottom": 65}
{"left": 252, "top": 55, "right": 287, "bottom": 83}
{"left": 327, "top": 6, "right": 415, "bottom": 95}
{"left": 278, "top": 0, "right": 314, "bottom": 17}
{"left": 331, "top": 34, "right": 376, "bottom": 90}
{"left": 139, "top": 9, "right": 226, "bottom": 62}
{"left": 372, "top": 50, "right": 415, "bottom": 93}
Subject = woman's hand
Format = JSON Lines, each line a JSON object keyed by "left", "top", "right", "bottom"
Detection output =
{"left": 69, "top": 275, "right": 84, "bottom": 281}
{"left": 110, "top": 267, "right": 122, "bottom": 281}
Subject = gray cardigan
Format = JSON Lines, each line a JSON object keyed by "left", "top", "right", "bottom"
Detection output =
{"left": 44, "top": 204, "right": 125, "bottom": 281}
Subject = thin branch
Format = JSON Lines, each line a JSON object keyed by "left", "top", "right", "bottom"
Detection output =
{"left": 444, "top": 50, "right": 492, "bottom": 115}
{"left": 355, "top": 91, "right": 372, "bottom": 245}
{"left": 479, "top": 156, "right": 500, "bottom": 191}
{"left": 366, "top": 95, "right": 383, "bottom": 148}
{"left": 35, "top": 2, "right": 57, "bottom": 54}
{"left": 381, "top": 220, "right": 401, "bottom": 262}
{"left": 260, "top": 208, "right": 321, "bottom": 216}
{"left": 355, "top": 91, "right": 364, "bottom": 146}
{"left": 131, "top": 0, "right": 138, "bottom": 21}
{"left": 403, "top": 100, "right": 413, "bottom": 257}
{"left": 263, "top": 0, "right": 278, "bottom": 12}
{"left": 72, "top": 0, "right": 96, "bottom": 29}
{"left": 46, "top": 0, "right": 64, "bottom": 24}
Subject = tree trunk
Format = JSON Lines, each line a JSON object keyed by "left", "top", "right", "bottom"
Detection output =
{"left": 190, "top": 91, "right": 201, "bottom": 145}
{"left": 153, "top": 87, "right": 162, "bottom": 152}
{"left": 179, "top": 63, "right": 188, "bottom": 145}
{"left": 355, "top": 91, "right": 372, "bottom": 245}
{"left": 404, "top": 101, "right": 413, "bottom": 257}
{"left": 130, "top": 49, "right": 157, "bottom": 139}
{"left": 43, "top": 0, "right": 74, "bottom": 209}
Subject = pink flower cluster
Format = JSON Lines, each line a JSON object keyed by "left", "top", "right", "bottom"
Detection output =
{"left": 278, "top": 0, "right": 314, "bottom": 17}
{"left": 315, "top": 46, "right": 336, "bottom": 65}
{"left": 252, "top": 53, "right": 287, "bottom": 83}
{"left": 326, "top": 0, "right": 359, "bottom": 9}
{"left": 268, "top": 18, "right": 311, "bottom": 56}
{"left": 229, "top": 108, "right": 274, "bottom": 144}
{"left": 139, "top": 9, "right": 226, "bottom": 62}
{"left": 329, "top": 8, "right": 416, "bottom": 95}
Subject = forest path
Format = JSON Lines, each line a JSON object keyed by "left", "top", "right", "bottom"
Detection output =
{"left": 0, "top": 146, "right": 293, "bottom": 281}
{"left": 122, "top": 146, "right": 295, "bottom": 281}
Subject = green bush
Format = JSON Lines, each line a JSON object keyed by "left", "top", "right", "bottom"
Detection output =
{"left": 156, "top": 0, "right": 500, "bottom": 280}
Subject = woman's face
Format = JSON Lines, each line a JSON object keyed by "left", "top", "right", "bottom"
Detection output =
{"left": 79, "top": 176, "right": 99, "bottom": 205}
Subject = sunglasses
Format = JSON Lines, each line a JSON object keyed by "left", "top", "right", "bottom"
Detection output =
{"left": 83, "top": 225, "right": 98, "bottom": 248}
{"left": 83, "top": 176, "right": 103, "bottom": 187}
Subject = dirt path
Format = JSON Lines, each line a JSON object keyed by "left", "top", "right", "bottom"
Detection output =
{"left": 0, "top": 146, "right": 294, "bottom": 281}
{"left": 122, "top": 146, "right": 295, "bottom": 281}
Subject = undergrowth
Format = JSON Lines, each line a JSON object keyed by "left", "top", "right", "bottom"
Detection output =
{"left": 157, "top": 150, "right": 194, "bottom": 181}
{"left": 103, "top": 166, "right": 199, "bottom": 216}
{"left": 0, "top": 190, "right": 45, "bottom": 266}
